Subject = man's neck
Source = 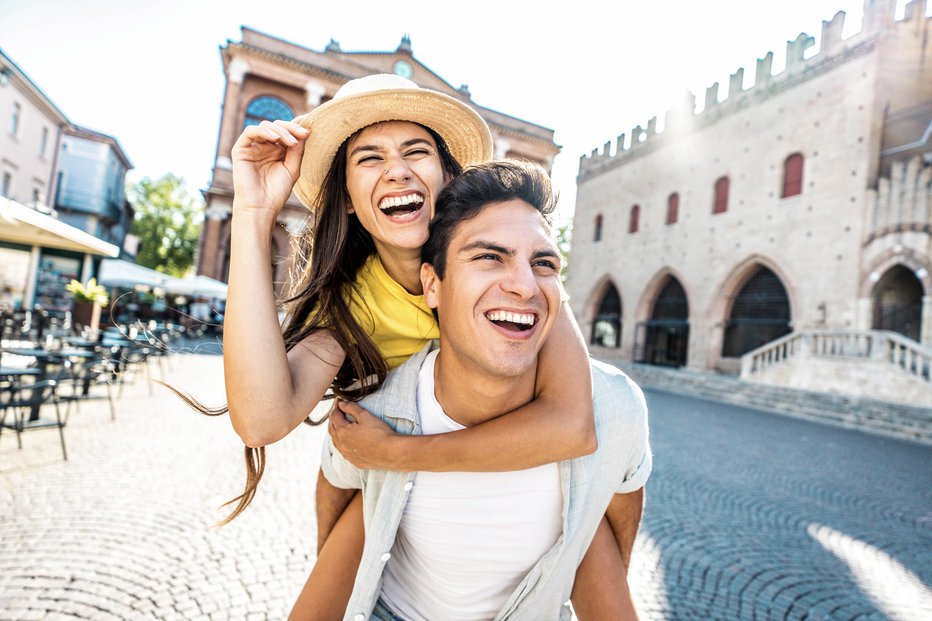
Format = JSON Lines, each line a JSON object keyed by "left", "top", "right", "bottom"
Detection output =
{"left": 431, "top": 349, "right": 537, "bottom": 427}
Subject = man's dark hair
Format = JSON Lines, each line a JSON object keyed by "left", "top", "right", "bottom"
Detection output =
{"left": 422, "top": 159, "right": 557, "bottom": 279}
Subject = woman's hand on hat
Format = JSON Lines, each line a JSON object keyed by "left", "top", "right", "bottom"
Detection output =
{"left": 231, "top": 119, "right": 310, "bottom": 218}
{"left": 329, "top": 399, "right": 402, "bottom": 469}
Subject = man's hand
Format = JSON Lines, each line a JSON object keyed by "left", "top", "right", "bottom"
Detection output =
{"left": 329, "top": 400, "right": 400, "bottom": 469}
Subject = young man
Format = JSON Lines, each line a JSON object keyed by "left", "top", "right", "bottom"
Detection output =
{"left": 321, "top": 161, "right": 651, "bottom": 620}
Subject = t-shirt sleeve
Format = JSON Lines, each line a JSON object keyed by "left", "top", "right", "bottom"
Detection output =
{"left": 319, "top": 428, "right": 364, "bottom": 490}
{"left": 616, "top": 375, "right": 651, "bottom": 493}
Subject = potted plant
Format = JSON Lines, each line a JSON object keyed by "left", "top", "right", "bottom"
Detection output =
{"left": 66, "top": 277, "right": 110, "bottom": 334}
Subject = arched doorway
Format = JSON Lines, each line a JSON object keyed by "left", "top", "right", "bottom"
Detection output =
{"left": 591, "top": 283, "right": 622, "bottom": 348}
{"left": 722, "top": 266, "right": 791, "bottom": 357}
{"left": 636, "top": 278, "right": 689, "bottom": 367}
{"left": 872, "top": 265, "right": 923, "bottom": 341}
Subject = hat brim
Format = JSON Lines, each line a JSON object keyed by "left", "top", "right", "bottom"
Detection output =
{"left": 294, "top": 88, "right": 493, "bottom": 210}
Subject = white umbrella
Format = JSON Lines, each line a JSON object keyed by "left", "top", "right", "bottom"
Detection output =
{"left": 98, "top": 259, "right": 171, "bottom": 288}
{"left": 164, "top": 274, "right": 228, "bottom": 299}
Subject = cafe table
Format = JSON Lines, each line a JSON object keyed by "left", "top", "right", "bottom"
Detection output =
{"left": 1, "top": 349, "right": 96, "bottom": 420}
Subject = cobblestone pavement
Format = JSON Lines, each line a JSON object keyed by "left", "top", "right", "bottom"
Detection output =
{"left": 1, "top": 353, "right": 929, "bottom": 620}
{"left": 633, "top": 389, "right": 932, "bottom": 621}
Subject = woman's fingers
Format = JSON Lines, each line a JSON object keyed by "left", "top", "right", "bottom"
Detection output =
{"left": 234, "top": 120, "right": 307, "bottom": 151}
{"left": 258, "top": 120, "right": 299, "bottom": 146}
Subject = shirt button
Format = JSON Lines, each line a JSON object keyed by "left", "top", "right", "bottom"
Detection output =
{"left": 353, "top": 614, "right": 366, "bottom": 621}
{"left": 381, "top": 552, "right": 392, "bottom": 562}
{"left": 403, "top": 481, "right": 413, "bottom": 491}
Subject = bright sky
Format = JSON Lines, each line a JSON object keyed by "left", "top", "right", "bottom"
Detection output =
{"left": 0, "top": 0, "right": 918, "bottom": 224}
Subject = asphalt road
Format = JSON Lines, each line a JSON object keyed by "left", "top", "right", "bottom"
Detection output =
{"left": 1, "top": 353, "right": 929, "bottom": 620}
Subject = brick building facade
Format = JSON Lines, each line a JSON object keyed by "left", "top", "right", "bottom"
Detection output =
{"left": 197, "top": 29, "right": 560, "bottom": 291}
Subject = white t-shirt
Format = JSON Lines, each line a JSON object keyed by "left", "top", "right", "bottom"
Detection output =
{"left": 379, "top": 349, "right": 563, "bottom": 621}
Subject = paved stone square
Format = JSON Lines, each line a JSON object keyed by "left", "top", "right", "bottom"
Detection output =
{"left": 1, "top": 352, "right": 929, "bottom": 620}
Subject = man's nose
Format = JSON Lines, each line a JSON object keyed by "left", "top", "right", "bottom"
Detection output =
{"left": 500, "top": 263, "right": 538, "bottom": 299}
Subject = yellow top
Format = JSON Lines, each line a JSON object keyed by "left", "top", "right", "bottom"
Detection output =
{"left": 347, "top": 254, "right": 439, "bottom": 369}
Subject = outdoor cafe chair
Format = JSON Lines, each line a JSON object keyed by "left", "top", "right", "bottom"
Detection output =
{"left": 0, "top": 377, "right": 67, "bottom": 461}
{"left": 55, "top": 353, "right": 117, "bottom": 422}
{"left": 98, "top": 338, "right": 156, "bottom": 398}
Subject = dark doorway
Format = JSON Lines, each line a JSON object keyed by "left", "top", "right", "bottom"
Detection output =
{"left": 722, "top": 267, "right": 791, "bottom": 357}
{"left": 591, "top": 283, "right": 622, "bottom": 348}
{"left": 637, "top": 278, "right": 690, "bottom": 367}
{"left": 873, "top": 265, "right": 923, "bottom": 341}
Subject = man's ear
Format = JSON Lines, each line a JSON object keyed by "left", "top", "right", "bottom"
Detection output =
{"left": 421, "top": 263, "right": 440, "bottom": 309}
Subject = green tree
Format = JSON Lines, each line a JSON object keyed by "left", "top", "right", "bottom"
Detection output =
{"left": 128, "top": 174, "right": 204, "bottom": 277}
{"left": 555, "top": 221, "right": 572, "bottom": 283}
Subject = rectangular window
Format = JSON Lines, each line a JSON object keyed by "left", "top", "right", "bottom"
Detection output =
{"left": 39, "top": 126, "right": 49, "bottom": 157}
{"left": 10, "top": 102, "right": 21, "bottom": 136}
{"left": 1, "top": 172, "right": 11, "bottom": 198}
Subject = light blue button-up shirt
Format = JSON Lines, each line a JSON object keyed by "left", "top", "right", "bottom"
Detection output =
{"left": 322, "top": 342, "right": 652, "bottom": 621}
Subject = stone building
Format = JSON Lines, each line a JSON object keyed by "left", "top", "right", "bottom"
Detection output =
{"left": 567, "top": 1, "right": 931, "bottom": 404}
{"left": 198, "top": 28, "right": 561, "bottom": 289}
{"left": 0, "top": 49, "right": 120, "bottom": 312}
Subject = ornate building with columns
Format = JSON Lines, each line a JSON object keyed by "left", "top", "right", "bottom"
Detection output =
{"left": 197, "top": 29, "right": 560, "bottom": 290}
{"left": 567, "top": 1, "right": 931, "bottom": 404}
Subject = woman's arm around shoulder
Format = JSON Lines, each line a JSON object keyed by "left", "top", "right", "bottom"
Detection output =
{"left": 332, "top": 302, "right": 596, "bottom": 471}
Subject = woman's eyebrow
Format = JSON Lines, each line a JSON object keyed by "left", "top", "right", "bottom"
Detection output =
{"left": 348, "top": 138, "right": 433, "bottom": 158}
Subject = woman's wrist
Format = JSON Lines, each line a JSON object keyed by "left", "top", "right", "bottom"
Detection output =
{"left": 231, "top": 204, "right": 278, "bottom": 238}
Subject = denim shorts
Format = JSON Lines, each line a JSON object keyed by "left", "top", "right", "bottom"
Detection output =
{"left": 371, "top": 598, "right": 408, "bottom": 621}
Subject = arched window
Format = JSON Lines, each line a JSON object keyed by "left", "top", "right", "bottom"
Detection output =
{"left": 666, "top": 193, "right": 679, "bottom": 225}
{"left": 629, "top": 205, "right": 640, "bottom": 234}
{"left": 722, "top": 266, "right": 791, "bottom": 357}
{"left": 591, "top": 283, "right": 622, "bottom": 348}
{"left": 782, "top": 153, "right": 804, "bottom": 198}
{"left": 243, "top": 96, "right": 294, "bottom": 128}
{"left": 594, "top": 214, "right": 603, "bottom": 242}
{"left": 637, "top": 277, "right": 690, "bottom": 367}
{"left": 872, "top": 265, "right": 923, "bottom": 341}
{"left": 713, "top": 176, "right": 729, "bottom": 214}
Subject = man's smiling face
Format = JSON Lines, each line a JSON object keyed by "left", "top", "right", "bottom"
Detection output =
{"left": 421, "top": 198, "right": 562, "bottom": 380}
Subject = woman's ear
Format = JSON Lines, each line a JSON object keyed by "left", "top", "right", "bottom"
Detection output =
{"left": 420, "top": 263, "right": 440, "bottom": 309}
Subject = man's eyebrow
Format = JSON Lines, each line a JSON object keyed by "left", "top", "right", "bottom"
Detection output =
{"left": 459, "top": 240, "right": 515, "bottom": 256}
{"left": 532, "top": 248, "right": 561, "bottom": 262}
{"left": 348, "top": 138, "right": 433, "bottom": 158}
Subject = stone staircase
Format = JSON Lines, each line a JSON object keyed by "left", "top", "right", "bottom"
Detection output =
{"left": 597, "top": 357, "right": 932, "bottom": 447}
{"left": 739, "top": 330, "right": 931, "bottom": 406}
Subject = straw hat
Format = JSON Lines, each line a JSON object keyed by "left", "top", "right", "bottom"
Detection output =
{"left": 294, "top": 74, "right": 493, "bottom": 209}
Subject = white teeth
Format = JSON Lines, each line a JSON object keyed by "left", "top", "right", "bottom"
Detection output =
{"left": 485, "top": 310, "right": 536, "bottom": 325}
{"left": 379, "top": 194, "right": 424, "bottom": 210}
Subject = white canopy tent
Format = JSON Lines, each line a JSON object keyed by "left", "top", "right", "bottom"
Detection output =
{"left": 163, "top": 274, "right": 228, "bottom": 299}
{"left": 97, "top": 258, "right": 171, "bottom": 289}
{"left": 0, "top": 198, "right": 119, "bottom": 257}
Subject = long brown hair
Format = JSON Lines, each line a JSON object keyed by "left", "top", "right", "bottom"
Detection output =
{"left": 176, "top": 124, "right": 462, "bottom": 524}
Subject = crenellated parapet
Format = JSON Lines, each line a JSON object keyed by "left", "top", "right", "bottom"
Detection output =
{"left": 578, "top": 0, "right": 922, "bottom": 181}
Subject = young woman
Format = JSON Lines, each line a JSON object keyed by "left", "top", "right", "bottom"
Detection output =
{"left": 220, "top": 74, "right": 637, "bottom": 619}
